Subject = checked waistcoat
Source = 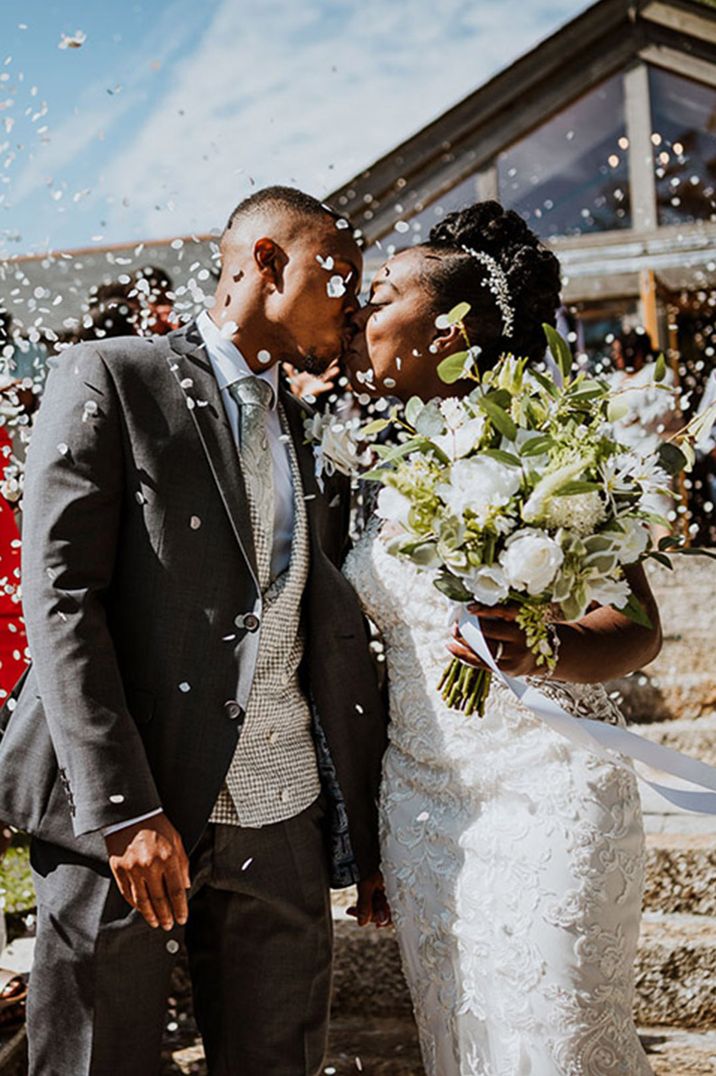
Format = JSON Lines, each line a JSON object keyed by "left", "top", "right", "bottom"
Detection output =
{"left": 210, "top": 400, "right": 321, "bottom": 827}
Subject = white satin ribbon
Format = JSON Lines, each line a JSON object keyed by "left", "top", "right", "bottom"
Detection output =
{"left": 458, "top": 612, "right": 716, "bottom": 815}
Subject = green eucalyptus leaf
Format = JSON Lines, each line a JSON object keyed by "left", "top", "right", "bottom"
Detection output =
{"left": 447, "top": 301, "right": 471, "bottom": 325}
{"left": 553, "top": 480, "right": 601, "bottom": 496}
{"left": 437, "top": 350, "right": 471, "bottom": 384}
{"left": 608, "top": 397, "right": 630, "bottom": 423}
{"left": 543, "top": 323, "right": 573, "bottom": 384}
{"left": 657, "top": 442, "right": 688, "bottom": 476}
{"left": 361, "top": 418, "right": 391, "bottom": 437}
{"left": 568, "top": 383, "right": 606, "bottom": 403}
{"left": 618, "top": 593, "right": 654, "bottom": 630}
{"left": 379, "top": 436, "right": 449, "bottom": 465}
{"left": 639, "top": 511, "right": 671, "bottom": 528}
{"left": 404, "top": 396, "right": 423, "bottom": 428}
{"left": 478, "top": 397, "right": 517, "bottom": 441}
{"left": 432, "top": 572, "right": 473, "bottom": 603}
{"left": 414, "top": 402, "right": 445, "bottom": 437}
{"left": 654, "top": 353, "right": 667, "bottom": 382}
{"left": 647, "top": 551, "right": 674, "bottom": 569}
{"left": 482, "top": 448, "right": 522, "bottom": 467}
{"left": 530, "top": 369, "right": 559, "bottom": 398}
{"left": 520, "top": 434, "right": 553, "bottom": 456}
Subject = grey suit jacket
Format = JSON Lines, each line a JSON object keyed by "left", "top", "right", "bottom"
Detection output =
{"left": 0, "top": 321, "right": 387, "bottom": 881}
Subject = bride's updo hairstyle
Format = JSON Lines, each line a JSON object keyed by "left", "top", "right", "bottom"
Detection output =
{"left": 420, "top": 200, "right": 562, "bottom": 369}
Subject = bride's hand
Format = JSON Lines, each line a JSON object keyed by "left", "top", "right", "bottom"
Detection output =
{"left": 446, "top": 603, "right": 541, "bottom": 678}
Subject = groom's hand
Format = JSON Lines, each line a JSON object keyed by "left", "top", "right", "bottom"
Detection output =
{"left": 105, "top": 813, "right": 191, "bottom": 931}
{"left": 347, "top": 871, "right": 392, "bottom": 928}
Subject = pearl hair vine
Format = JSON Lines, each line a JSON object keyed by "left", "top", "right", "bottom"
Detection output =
{"left": 460, "top": 245, "right": 515, "bottom": 339}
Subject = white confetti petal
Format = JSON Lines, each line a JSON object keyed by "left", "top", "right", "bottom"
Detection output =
{"left": 257, "top": 349, "right": 271, "bottom": 364}
{"left": 109, "top": 794, "right": 125, "bottom": 804}
{"left": 58, "top": 30, "right": 86, "bottom": 49}
{"left": 178, "top": 682, "right": 191, "bottom": 693}
{"left": 327, "top": 275, "right": 346, "bottom": 298}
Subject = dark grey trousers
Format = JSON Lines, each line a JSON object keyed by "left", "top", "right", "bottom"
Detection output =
{"left": 27, "top": 796, "right": 333, "bottom": 1076}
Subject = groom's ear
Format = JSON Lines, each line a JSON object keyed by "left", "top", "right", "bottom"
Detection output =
{"left": 254, "top": 237, "right": 287, "bottom": 292}
{"left": 430, "top": 322, "right": 464, "bottom": 356}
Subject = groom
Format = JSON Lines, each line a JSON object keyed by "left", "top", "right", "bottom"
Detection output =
{"left": 0, "top": 187, "right": 388, "bottom": 1075}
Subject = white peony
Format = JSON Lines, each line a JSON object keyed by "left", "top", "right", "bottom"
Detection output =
{"left": 500, "top": 528, "right": 564, "bottom": 596}
{"left": 376, "top": 485, "right": 412, "bottom": 528}
{"left": 438, "top": 457, "right": 521, "bottom": 523}
{"left": 462, "top": 564, "right": 510, "bottom": 606}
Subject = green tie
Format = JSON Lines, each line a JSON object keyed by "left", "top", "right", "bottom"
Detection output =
{"left": 229, "top": 377, "right": 275, "bottom": 589}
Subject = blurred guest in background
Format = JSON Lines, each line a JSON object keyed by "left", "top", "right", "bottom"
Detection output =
{"left": 132, "top": 265, "right": 178, "bottom": 335}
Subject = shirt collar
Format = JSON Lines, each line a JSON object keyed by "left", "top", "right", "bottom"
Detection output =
{"left": 196, "top": 309, "right": 279, "bottom": 408}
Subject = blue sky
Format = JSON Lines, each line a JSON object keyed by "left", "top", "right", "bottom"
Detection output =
{"left": 0, "top": 0, "right": 588, "bottom": 258}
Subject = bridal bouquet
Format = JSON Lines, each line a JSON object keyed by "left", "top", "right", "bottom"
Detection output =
{"left": 331, "top": 306, "right": 714, "bottom": 716}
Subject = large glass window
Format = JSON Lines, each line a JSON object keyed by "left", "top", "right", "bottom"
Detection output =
{"left": 649, "top": 66, "right": 716, "bottom": 227}
{"left": 497, "top": 73, "right": 631, "bottom": 238}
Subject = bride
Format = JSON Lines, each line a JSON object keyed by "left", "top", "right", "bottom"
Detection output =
{"left": 342, "top": 201, "right": 660, "bottom": 1075}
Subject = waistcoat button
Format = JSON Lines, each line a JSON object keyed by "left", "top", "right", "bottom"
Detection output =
{"left": 224, "top": 701, "right": 244, "bottom": 721}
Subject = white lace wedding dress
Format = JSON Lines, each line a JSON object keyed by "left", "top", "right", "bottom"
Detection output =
{"left": 343, "top": 523, "right": 652, "bottom": 1076}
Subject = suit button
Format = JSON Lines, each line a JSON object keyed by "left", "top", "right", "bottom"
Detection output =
{"left": 242, "top": 614, "right": 260, "bottom": 633}
{"left": 224, "top": 701, "right": 244, "bottom": 721}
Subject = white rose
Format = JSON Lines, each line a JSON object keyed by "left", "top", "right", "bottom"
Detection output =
{"left": 463, "top": 564, "right": 510, "bottom": 606}
{"left": 376, "top": 485, "right": 412, "bottom": 528}
{"left": 438, "top": 457, "right": 521, "bottom": 523}
{"left": 500, "top": 528, "right": 564, "bottom": 596}
{"left": 586, "top": 574, "right": 631, "bottom": 608}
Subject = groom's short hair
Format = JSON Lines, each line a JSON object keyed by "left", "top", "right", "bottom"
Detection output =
{"left": 223, "top": 186, "right": 348, "bottom": 238}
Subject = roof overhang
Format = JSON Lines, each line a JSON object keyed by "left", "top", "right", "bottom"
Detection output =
{"left": 328, "top": 0, "right": 716, "bottom": 244}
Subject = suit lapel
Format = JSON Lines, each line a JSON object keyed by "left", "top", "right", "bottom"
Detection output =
{"left": 166, "top": 321, "right": 259, "bottom": 586}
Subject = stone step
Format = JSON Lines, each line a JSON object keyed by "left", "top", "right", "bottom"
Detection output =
{"left": 635, "top": 914, "right": 716, "bottom": 1029}
{"left": 641, "top": 1026, "right": 716, "bottom": 1075}
{"left": 644, "top": 834, "right": 716, "bottom": 916}
{"left": 331, "top": 913, "right": 716, "bottom": 1030}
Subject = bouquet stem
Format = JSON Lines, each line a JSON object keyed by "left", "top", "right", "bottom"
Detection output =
{"left": 438, "top": 658, "right": 491, "bottom": 717}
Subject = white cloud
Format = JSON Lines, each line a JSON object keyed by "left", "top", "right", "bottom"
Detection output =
{"left": 101, "top": 0, "right": 587, "bottom": 240}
